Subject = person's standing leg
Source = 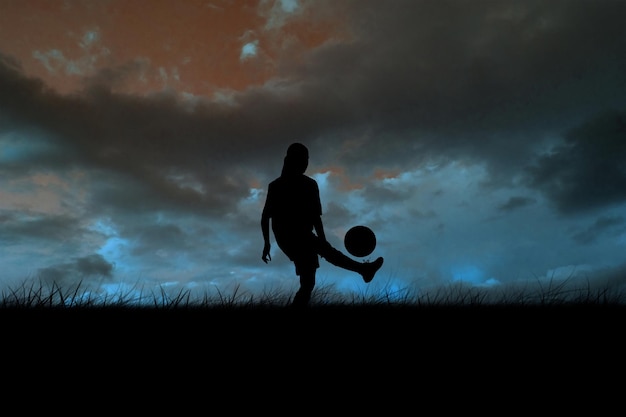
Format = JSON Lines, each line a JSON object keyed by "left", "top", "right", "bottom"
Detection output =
{"left": 292, "top": 269, "right": 315, "bottom": 308}
{"left": 288, "top": 238, "right": 319, "bottom": 308}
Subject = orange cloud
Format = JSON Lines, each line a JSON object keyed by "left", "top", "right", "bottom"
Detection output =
{"left": 314, "top": 165, "right": 364, "bottom": 191}
{"left": 0, "top": 0, "right": 342, "bottom": 96}
{"left": 371, "top": 168, "right": 402, "bottom": 181}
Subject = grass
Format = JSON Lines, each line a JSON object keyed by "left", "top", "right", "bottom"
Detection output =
{"left": 1, "top": 275, "right": 624, "bottom": 310}
{"left": 2, "top": 276, "right": 625, "bottom": 350}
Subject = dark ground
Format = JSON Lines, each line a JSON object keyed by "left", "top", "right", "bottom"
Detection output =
{"left": 4, "top": 303, "right": 625, "bottom": 349}
{"left": 3, "top": 304, "right": 623, "bottom": 411}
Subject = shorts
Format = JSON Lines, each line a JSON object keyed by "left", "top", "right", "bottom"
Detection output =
{"left": 276, "top": 233, "right": 328, "bottom": 276}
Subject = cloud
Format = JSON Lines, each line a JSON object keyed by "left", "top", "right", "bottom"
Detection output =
{"left": 571, "top": 215, "right": 626, "bottom": 245}
{"left": 524, "top": 110, "right": 626, "bottom": 214}
{"left": 260, "top": 0, "right": 302, "bottom": 30}
{"left": 240, "top": 41, "right": 259, "bottom": 61}
{"left": 0, "top": 211, "right": 83, "bottom": 244}
{"left": 4, "top": 0, "right": 626, "bottom": 195}
{"left": 32, "top": 28, "right": 108, "bottom": 77}
{"left": 289, "top": 0, "right": 626, "bottom": 130}
{"left": 37, "top": 253, "right": 115, "bottom": 288}
{"left": 498, "top": 196, "right": 536, "bottom": 212}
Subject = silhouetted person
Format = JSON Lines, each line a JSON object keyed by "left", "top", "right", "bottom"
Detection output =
{"left": 261, "top": 142, "right": 384, "bottom": 308}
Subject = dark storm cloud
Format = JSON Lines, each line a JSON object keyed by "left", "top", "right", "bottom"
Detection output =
{"left": 296, "top": 0, "right": 626, "bottom": 178}
{"left": 497, "top": 196, "right": 536, "bottom": 212}
{"left": 0, "top": 211, "right": 81, "bottom": 243}
{"left": 1, "top": 55, "right": 264, "bottom": 217}
{"left": 525, "top": 110, "right": 626, "bottom": 214}
{"left": 37, "top": 253, "right": 114, "bottom": 288}
{"left": 309, "top": 1, "right": 625, "bottom": 121}
{"left": 1, "top": 0, "right": 626, "bottom": 221}
{"left": 571, "top": 215, "right": 626, "bottom": 245}
{"left": 363, "top": 179, "right": 421, "bottom": 204}
{"left": 122, "top": 222, "right": 194, "bottom": 256}
{"left": 320, "top": 201, "right": 354, "bottom": 231}
{"left": 75, "top": 253, "right": 115, "bottom": 276}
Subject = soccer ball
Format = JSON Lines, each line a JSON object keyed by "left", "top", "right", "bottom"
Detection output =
{"left": 344, "top": 225, "right": 377, "bottom": 257}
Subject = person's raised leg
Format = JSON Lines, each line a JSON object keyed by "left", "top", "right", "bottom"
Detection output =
{"left": 316, "top": 239, "right": 384, "bottom": 283}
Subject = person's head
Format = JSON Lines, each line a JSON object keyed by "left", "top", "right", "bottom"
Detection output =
{"left": 282, "top": 142, "right": 309, "bottom": 176}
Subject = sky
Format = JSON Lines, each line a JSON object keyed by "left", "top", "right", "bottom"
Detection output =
{"left": 1, "top": 0, "right": 626, "bottom": 305}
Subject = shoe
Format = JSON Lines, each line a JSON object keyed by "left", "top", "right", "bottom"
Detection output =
{"left": 361, "top": 257, "right": 384, "bottom": 283}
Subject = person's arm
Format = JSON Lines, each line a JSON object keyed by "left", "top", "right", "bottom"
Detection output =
{"left": 311, "top": 179, "right": 326, "bottom": 242}
{"left": 261, "top": 216, "right": 270, "bottom": 244}
{"left": 261, "top": 202, "right": 272, "bottom": 263}
{"left": 313, "top": 216, "right": 327, "bottom": 242}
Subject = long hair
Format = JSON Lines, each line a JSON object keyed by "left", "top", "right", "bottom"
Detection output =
{"left": 281, "top": 142, "right": 309, "bottom": 177}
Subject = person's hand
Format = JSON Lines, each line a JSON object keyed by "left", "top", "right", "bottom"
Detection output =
{"left": 262, "top": 242, "right": 272, "bottom": 263}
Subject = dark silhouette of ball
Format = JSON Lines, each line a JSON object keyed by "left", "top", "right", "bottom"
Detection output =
{"left": 344, "top": 225, "right": 377, "bottom": 257}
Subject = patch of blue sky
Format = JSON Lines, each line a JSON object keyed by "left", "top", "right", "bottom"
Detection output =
{"left": 331, "top": 273, "right": 410, "bottom": 303}
{"left": 312, "top": 171, "right": 336, "bottom": 203}
{"left": 264, "top": 0, "right": 300, "bottom": 30}
{"left": 32, "top": 49, "right": 65, "bottom": 73}
{"left": 314, "top": 171, "right": 374, "bottom": 224}
{"left": 345, "top": 191, "right": 376, "bottom": 221}
{"left": 165, "top": 171, "right": 205, "bottom": 194}
{"left": 33, "top": 39, "right": 107, "bottom": 77}
{"left": 381, "top": 170, "right": 423, "bottom": 186}
{"left": 0, "top": 142, "right": 25, "bottom": 163}
{"left": 97, "top": 236, "right": 127, "bottom": 264}
{"left": 280, "top": 0, "right": 298, "bottom": 13}
{"left": 89, "top": 218, "right": 117, "bottom": 236}
{"left": 314, "top": 170, "right": 348, "bottom": 203}
{"left": 451, "top": 264, "right": 499, "bottom": 287}
{"left": 311, "top": 171, "right": 330, "bottom": 189}
{"left": 240, "top": 40, "right": 259, "bottom": 61}
{"left": 0, "top": 132, "right": 56, "bottom": 163}
{"left": 246, "top": 187, "right": 263, "bottom": 203}
{"left": 89, "top": 218, "right": 132, "bottom": 274}
{"left": 79, "top": 29, "right": 100, "bottom": 50}
{"left": 451, "top": 264, "right": 483, "bottom": 285}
